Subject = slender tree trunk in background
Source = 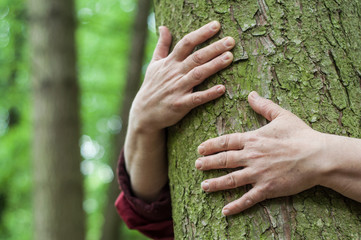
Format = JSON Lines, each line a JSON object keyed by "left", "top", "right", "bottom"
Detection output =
{"left": 100, "top": 0, "right": 151, "bottom": 239}
{"left": 7, "top": 5, "right": 26, "bottom": 127}
{"left": 155, "top": 0, "right": 361, "bottom": 239}
{"left": 28, "top": 0, "right": 85, "bottom": 239}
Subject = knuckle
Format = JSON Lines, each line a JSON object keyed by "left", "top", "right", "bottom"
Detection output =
{"left": 254, "top": 187, "right": 267, "bottom": 201}
{"left": 192, "top": 68, "right": 203, "bottom": 80}
{"left": 226, "top": 173, "right": 237, "bottom": 188}
{"left": 163, "top": 56, "right": 174, "bottom": 68}
{"left": 242, "top": 170, "right": 252, "bottom": 183}
{"left": 170, "top": 100, "right": 184, "bottom": 112}
{"left": 247, "top": 151, "right": 263, "bottom": 160}
{"left": 249, "top": 133, "right": 260, "bottom": 143}
{"left": 256, "top": 166, "right": 268, "bottom": 176}
{"left": 192, "top": 94, "right": 202, "bottom": 106}
{"left": 236, "top": 133, "right": 244, "bottom": 148}
{"left": 263, "top": 181, "right": 276, "bottom": 197}
{"left": 192, "top": 52, "right": 203, "bottom": 65}
{"left": 181, "top": 63, "right": 191, "bottom": 73}
{"left": 244, "top": 195, "right": 256, "bottom": 208}
{"left": 244, "top": 134, "right": 259, "bottom": 149}
{"left": 164, "top": 85, "right": 175, "bottom": 96}
{"left": 219, "top": 135, "right": 229, "bottom": 149}
{"left": 181, "top": 35, "right": 192, "bottom": 48}
{"left": 244, "top": 197, "right": 254, "bottom": 208}
{"left": 218, "top": 152, "right": 228, "bottom": 168}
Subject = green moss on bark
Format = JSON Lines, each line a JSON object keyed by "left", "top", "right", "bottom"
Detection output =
{"left": 154, "top": 0, "right": 361, "bottom": 238}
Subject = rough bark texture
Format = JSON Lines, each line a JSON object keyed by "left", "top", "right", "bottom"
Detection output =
{"left": 154, "top": 0, "right": 361, "bottom": 239}
{"left": 28, "top": 0, "right": 85, "bottom": 239}
{"left": 100, "top": 0, "right": 151, "bottom": 239}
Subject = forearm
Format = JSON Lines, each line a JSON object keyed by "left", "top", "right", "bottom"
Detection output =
{"left": 124, "top": 113, "right": 168, "bottom": 202}
{"left": 121, "top": 21, "right": 233, "bottom": 203}
{"left": 320, "top": 133, "right": 361, "bottom": 202}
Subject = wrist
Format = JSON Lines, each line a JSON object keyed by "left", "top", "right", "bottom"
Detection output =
{"left": 316, "top": 133, "right": 346, "bottom": 189}
{"left": 316, "top": 133, "right": 361, "bottom": 203}
{"left": 297, "top": 130, "right": 336, "bottom": 188}
{"left": 128, "top": 104, "right": 163, "bottom": 134}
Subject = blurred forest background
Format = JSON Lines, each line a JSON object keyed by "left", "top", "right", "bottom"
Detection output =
{"left": 0, "top": 0, "right": 156, "bottom": 239}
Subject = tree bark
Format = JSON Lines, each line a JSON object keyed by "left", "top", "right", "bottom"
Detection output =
{"left": 100, "top": 0, "right": 152, "bottom": 239}
{"left": 154, "top": 0, "right": 361, "bottom": 239}
{"left": 28, "top": 0, "right": 85, "bottom": 239}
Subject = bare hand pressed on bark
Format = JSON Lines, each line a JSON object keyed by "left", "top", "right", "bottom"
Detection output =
{"left": 124, "top": 21, "right": 235, "bottom": 202}
{"left": 124, "top": 21, "right": 361, "bottom": 217}
{"left": 197, "top": 91, "right": 361, "bottom": 216}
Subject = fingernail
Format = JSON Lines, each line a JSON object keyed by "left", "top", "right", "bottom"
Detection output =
{"left": 224, "top": 37, "right": 234, "bottom": 48}
{"left": 250, "top": 91, "right": 260, "bottom": 99}
{"left": 222, "top": 52, "right": 232, "bottom": 61}
{"left": 222, "top": 208, "right": 230, "bottom": 216}
{"left": 158, "top": 26, "right": 164, "bottom": 35}
{"left": 198, "top": 145, "right": 205, "bottom": 155}
{"left": 211, "top": 21, "right": 220, "bottom": 31}
{"left": 195, "top": 160, "right": 202, "bottom": 169}
{"left": 201, "top": 181, "right": 209, "bottom": 191}
{"left": 216, "top": 86, "right": 225, "bottom": 94}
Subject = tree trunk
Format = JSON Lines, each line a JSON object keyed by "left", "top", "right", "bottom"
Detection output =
{"left": 28, "top": 0, "right": 85, "bottom": 239}
{"left": 154, "top": 0, "right": 361, "bottom": 239}
{"left": 100, "top": 0, "right": 151, "bottom": 239}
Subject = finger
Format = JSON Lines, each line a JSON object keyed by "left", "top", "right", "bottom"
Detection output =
{"left": 171, "top": 21, "right": 221, "bottom": 61}
{"left": 195, "top": 150, "right": 248, "bottom": 170}
{"left": 152, "top": 26, "right": 172, "bottom": 61}
{"left": 183, "top": 37, "right": 235, "bottom": 72}
{"left": 222, "top": 186, "right": 266, "bottom": 216}
{"left": 182, "top": 84, "right": 225, "bottom": 109}
{"left": 201, "top": 170, "right": 253, "bottom": 193}
{"left": 181, "top": 51, "right": 233, "bottom": 88}
{"left": 248, "top": 91, "right": 285, "bottom": 121}
{"left": 198, "top": 132, "right": 252, "bottom": 156}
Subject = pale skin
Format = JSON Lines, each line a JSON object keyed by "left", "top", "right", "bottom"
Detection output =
{"left": 197, "top": 91, "right": 361, "bottom": 216}
{"left": 124, "top": 21, "right": 361, "bottom": 217}
{"left": 125, "top": 21, "right": 235, "bottom": 201}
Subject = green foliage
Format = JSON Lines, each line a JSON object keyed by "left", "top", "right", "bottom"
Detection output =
{"left": 0, "top": 0, "right": 31, "bottom": 239}
{"left": 0, "top": 0, "right": 156, "bottom": 239}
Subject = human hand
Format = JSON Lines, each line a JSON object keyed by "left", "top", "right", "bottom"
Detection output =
{"left": 196, "top": 91, "right": 328, "bottom": 216}
{"left": 130, "top": 21, "right": 235, "bottom": 132}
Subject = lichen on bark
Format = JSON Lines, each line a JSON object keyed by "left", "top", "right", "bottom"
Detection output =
{"left": 154, "top": 0, "right": 361, "bottom": 239}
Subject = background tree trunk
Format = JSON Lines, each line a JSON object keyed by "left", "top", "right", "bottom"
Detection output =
{"left": 100, "top": 0, "right": 151, "bottom": 239}
{"left": 155, "top": 0, "right": 361, "bottom": 239}
{"left": 28, "top": 0, "right": 85, "bottom": 239}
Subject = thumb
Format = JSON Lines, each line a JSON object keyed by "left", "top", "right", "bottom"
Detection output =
{"left": 152, "top": 26, "right": 172, "bottom": 61}
{"left": 248, "top": 91, "right": 284, "bottom": 121}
